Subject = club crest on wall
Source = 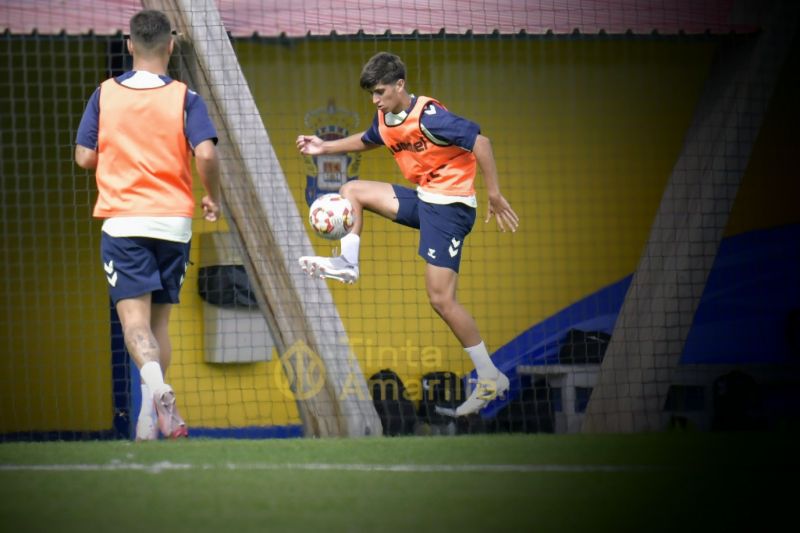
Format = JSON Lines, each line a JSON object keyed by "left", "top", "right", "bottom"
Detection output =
{"left": 303, "top": 100, "right": 361, "bottom": 206}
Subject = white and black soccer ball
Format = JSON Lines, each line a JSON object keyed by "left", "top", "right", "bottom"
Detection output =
{"left": 308, "top": 193, "right": 356, "bottom": 240}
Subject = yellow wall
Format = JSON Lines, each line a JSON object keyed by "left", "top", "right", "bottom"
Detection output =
{"left": 2, "top": 35, "right": 797, "bottom": 433}
{"left": 0, "top": 38, "right": 112, "bottom": 432}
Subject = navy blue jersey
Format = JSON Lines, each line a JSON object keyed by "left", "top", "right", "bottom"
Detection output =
{"left": 76, "top": 71, "right": 217, "bottom": 151}
{"left": 361, "top": 96, "right": 480, "bottom": 150}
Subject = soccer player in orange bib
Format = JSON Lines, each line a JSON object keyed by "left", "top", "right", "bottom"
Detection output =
{"left": 75, "top": 9, "right": 221, "bottom": 440}
{"left": 297, "top": 52, "right": 519, "bottom": 417}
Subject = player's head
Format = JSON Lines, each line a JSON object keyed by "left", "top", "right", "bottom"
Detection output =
{"left": 128, "top": 9, "right": 173, "bottom": 58}
{"left": 360, "top": 52, "right": 406, "bottom": 90}
{"left": 360, "top": 52, "right": 410, "bottom": 114}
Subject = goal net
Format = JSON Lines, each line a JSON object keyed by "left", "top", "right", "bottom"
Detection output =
{"left": 1, "top": 0, "right": 797, "bottom": 440}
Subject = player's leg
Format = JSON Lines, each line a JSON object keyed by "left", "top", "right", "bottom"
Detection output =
{"left": 424, "top": 265, "right": 481, "bottom": 347}
{"left": 151, "top": 303, "right": 173, "bottom": 374}
{"left": 425, "top": 267, "right": 510, "bottom": 417}
{"left": 146, "top": 240, "right": 191, "bottom": 439}
{"left": 300, "top": 182, "right": 416, "bottom": 283}
{"left": 103, "top": 233, "right": 164, "bottom": 433}
{"left": 425, "top": 265, "right": 504, "bottom": 378}
{"left": 136, "top": 302, "right": 171, "bottom": 440}
{"left": 103, "top": 233, "right": 188, "bottom": 439}
{"left": 416, "top": 201, "right": 509, "bottom": 416}
{"left": 147, "top": 301, "right": 186, "bottom": 439}
{"left": 115, "top": 293, "right": 164, "bottom": 440}
{"left": 340, "top": 179, "right": 401, "bottom": 235}
{"left": 115, "top": 293, "right": 158, "bottom": 369}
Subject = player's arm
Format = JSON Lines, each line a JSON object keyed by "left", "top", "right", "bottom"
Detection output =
{"left": 296, "top": 131, "right": 379, "bottom": 155}
{"left": 75, "top": 145, "right": 97, "bottom": 169}
{"left": 186, "top": 91, "right": 221, "bottom": 221}
{"left": 194, "top": 139, "right": 221, "bottom": 222}
{"left": 473, "top": 134, "right": 519, "bottom": 233}
{"left": 75, "top": 88, "right": 100, "bottom": 169}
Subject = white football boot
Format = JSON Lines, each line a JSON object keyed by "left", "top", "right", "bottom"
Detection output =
{"left": 298, "top": 255, "right": 359, "bottom": 284}
{"left": 153, "top": 385, "right": 188, "bottom": 439}
{"left": 435, "top": 371, "right": 510, "bottom": 417}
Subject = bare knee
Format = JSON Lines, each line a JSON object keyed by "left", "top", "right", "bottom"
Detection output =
{"left": 340, "top": 180, "right": 386, "bottom": 206}
{"left": 428, "top": 291, "right": 455, "bottom": 317}
{"left": 339, "top": 180, "right": 361, "bottom": 200}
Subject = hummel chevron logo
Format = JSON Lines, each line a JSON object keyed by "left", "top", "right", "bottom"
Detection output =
{"left": 448, "top": 238, "right": 461, "bottom": 258}
{"left": 104, "top": 260, "right": 117, "bottom": 287}
{"left": 424, "top": 104, "right": 437, "bottom": 115}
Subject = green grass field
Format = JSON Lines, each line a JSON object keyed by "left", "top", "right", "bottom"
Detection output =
{"left": 0, "top": 432, "right": 793, "bottom": 532}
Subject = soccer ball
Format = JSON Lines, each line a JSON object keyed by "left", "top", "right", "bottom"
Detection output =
{"left": 308, "top": 193, "right": 356, "bottom": 240}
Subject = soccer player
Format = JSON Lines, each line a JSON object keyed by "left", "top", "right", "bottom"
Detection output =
{"left": 297, "top": 52, "right": 519, "bottom": 417}
{"left": 75, "top": 9, "right": 221, "bottom": 440}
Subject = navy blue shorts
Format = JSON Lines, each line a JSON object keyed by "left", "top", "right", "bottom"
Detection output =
{"left": 392, "top": 185, "right": 476, "bottom": 273}
{"left": 100, "top": 233, "right": 191, "bottom": 305}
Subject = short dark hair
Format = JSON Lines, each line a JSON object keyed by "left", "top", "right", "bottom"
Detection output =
{"left": 359, "top": 52, "right": 406, "bottom": 90}
{"left": 129, "top": 9, "right": 172, "bottom": 54}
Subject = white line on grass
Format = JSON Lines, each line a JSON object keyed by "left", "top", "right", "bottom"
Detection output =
{"left": 0, "top": 462, "right": 660, "bottom": 474}
{"left": 228, "top": 463, "right": 661, "bottom": 473}
{"left": 0, "top": 461, "right": 193, "bottom": 474}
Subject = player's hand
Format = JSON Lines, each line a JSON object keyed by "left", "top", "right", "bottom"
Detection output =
{"left": 485, "top": 193, "right": 519, "bottom": 232}
{"left": 202, "top": 196, "right": 220, "bottom": 222}
{"left": 296, "top": 134, "right": 324, "bottom": 155}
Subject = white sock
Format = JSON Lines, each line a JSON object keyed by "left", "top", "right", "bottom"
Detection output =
{"left": 139, "top": 361, "right": 166, "bottom": 393}
{"left": 465, "top": 341, "right": 498, "bottom": 378}
{"left": 139, "top": 383, "right": 156, "bottom": 420}
{"left": 341, "top": 233, "right": 360, "bottom": 265}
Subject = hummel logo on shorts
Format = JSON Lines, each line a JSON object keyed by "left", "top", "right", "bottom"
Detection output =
{"left": 104, "top": 260, "right": 117, "bottom": 287}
